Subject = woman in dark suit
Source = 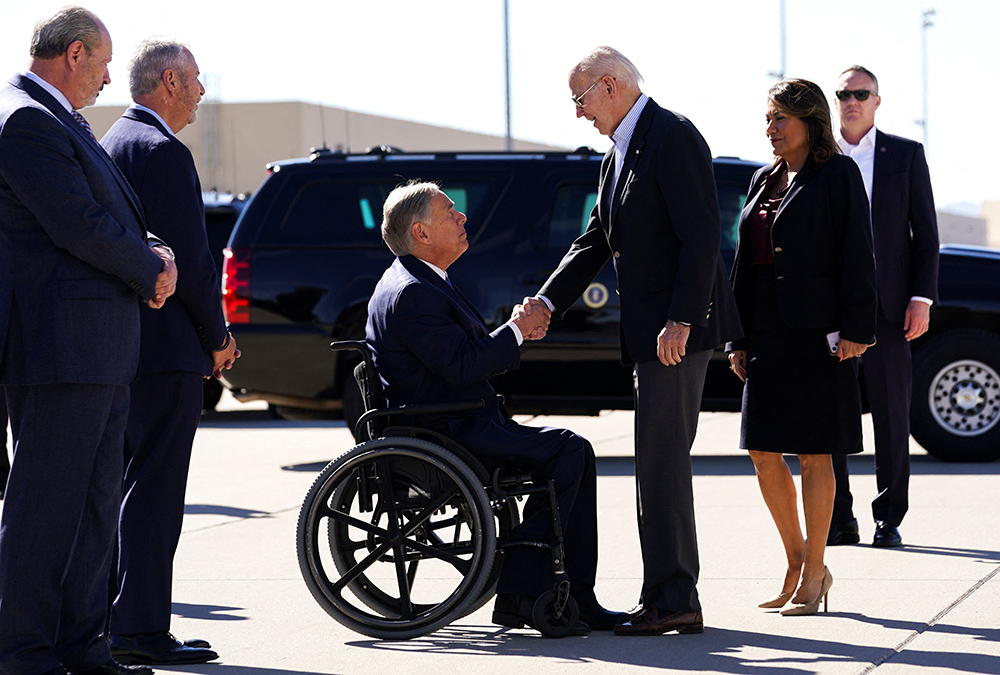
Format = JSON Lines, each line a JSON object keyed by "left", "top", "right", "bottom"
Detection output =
{"left": 727, "top": 79, "right": 877, "bottom": 616}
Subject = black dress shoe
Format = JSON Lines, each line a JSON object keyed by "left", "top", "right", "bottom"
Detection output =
{"left": 873, "top": 521, "right": 902, "bottom": 547}
{"left": 181, "top": 638, "right": 211, "bottom": 649}
{"left": 492, "top": 593, "right": 591, "bottom": 636}
{"left": 613, "top": 606, "right": 704, "bottom": 636}
{"left": 109, "top": 632, "right": 218, "bottom": 665}
{"left": 74, "top": 660, "right": 152, "bottom": 675}
{"left": 827, "top": 517, "right": 860, "bottom": 546}
{"left": 574, "top": 595, "right": 629, "bottom": 631}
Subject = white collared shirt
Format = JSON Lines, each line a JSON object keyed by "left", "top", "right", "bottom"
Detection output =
{"left": 131, "top": 104, "right": 176, "bottom": 138}
{"left": 608, "top": 93, "right": 649, "bottom": 202}
{"left": 22, "top": 71, "right": 73, "bottom": 113}
{"left": 836, "top": 124, "right": 877, "bottom": 205}
{"left": 415, "top": 258, "right": 523, "bottom": 344}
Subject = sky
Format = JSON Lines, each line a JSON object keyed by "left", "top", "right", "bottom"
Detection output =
{"left": 2, "top": 0, "right": 997, "bottom": 212}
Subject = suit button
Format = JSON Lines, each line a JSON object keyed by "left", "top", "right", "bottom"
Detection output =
{"left": 777, "top": 276, "right": 784, "bottom": 281}
{"left": 614, "top": 251, "right": 620, "bottom": 259}
{"left": 774, "top": 246, "right": 782, "bottom": 253}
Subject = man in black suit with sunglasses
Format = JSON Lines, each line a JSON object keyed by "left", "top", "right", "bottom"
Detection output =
{"left": 829, "top": 65, "right": 939, "bottom": 549}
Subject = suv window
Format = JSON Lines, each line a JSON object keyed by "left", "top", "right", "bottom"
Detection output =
{"left": 269, "top": 178, "right": 495, "bottom": 247}
{"left": 546, "top": 182, "right": 748, "bottom": 252}
{"left": 549, "top": 184, "right": 598, "bottom": 249}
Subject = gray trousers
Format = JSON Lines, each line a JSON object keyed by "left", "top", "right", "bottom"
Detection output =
{"left": 634, "top": 349, "right": 711, "bottom": 614}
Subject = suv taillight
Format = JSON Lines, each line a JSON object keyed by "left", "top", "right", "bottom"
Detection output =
{"left": 222, "top": 247, "right": 251, "bottom": 324}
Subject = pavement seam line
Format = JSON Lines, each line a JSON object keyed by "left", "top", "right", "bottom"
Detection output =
{"left": 859, "top": 563, "right": 1000, "bottom": 674}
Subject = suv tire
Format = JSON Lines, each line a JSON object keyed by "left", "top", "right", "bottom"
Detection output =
{"left": 911, "top": 329, "right": 1000, "bottom": 462}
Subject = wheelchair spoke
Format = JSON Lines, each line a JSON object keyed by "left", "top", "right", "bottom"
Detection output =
{"left": 400, "top": 537, "right": 473, "bottom": 575}
{"left": 326, "top": 508, "right": 390, "bottom": 540}
{"left": 330, "top": 538, "right": 394, "bottom": 595}
{"left": 393, "top": 542, "right": 414, "bottom": 619}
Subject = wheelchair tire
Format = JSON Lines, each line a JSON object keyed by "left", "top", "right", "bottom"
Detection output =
{"left": 532, "top": 591, "right": 580, "bottom": 639}
{"left": 297, "top": 437, "right": 496, "bottom": 639}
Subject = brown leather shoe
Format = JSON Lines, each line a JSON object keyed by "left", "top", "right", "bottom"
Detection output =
{"left": 613, "top": 606, "right": 704, "bottom": 635}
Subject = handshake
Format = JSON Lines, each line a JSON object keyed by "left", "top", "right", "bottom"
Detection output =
{"left": 511, "top": 296, "right": 551, "bottom": 341}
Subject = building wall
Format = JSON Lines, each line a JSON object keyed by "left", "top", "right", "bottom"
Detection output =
{"left": 936, "top": 210, "right": 989, "bottom": 247}
{"left": 86, "top": 101, "right": 563, "bottom": 196}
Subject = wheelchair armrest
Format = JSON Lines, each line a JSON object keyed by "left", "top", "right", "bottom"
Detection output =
{"left": 353, "top": 399, "right": 485, "bottom": 440}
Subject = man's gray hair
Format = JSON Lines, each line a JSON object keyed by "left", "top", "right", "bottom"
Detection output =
{"left": 129, "top": 38, "right": 190, "bottom": 98}
{"left": 30, "top": 6, "right": 103, "bottom": 59}
{"left": 571, "top": 46, "right": 643, "bottom": 93}
{"left": 381, "top": 180, "right": 440, "bottom": 256}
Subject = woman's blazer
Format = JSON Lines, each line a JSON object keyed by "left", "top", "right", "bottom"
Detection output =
{"left": 729, "top": 153, "right": 877, "bottom": 348}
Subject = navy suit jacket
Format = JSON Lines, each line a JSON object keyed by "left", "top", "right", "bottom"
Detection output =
{"left": 366, "top": 255, "right": 520, "bottom": 431}
{"left": 539, "top": 98, "right": 742, "bottom": 363}
{"left": 870, "top": 130, "right": 939, "bottom": 322}
{"left": 102, "top": 108, "right": 228, "bottom": 376}
{"left": 0, "top": 75, "right": 163, "bottom": 385}
{"left": 729, "top": 155, "right": 878, "bottom": 346}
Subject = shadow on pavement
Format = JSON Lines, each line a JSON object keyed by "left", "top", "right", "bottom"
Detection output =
{"left": 183, "top": 504, "right": 271, "bottom": 518}
{"left": 278, "top": 454, "right": 1000, "bottom": 478}
{"left": 344, "top": 622, "right": 1000, "bottom": 674}
{"left": 171, "top": 602, "right": 248, "bottom": 622}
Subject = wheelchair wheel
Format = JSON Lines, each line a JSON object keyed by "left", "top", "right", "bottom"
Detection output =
{"left": 297, "top": 437, "right": 496, "bottom": 639}
{"left": 532, "top": 590, "right": 580, "bottom": 639}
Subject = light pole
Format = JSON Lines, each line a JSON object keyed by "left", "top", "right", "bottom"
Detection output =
{"left": 503, "top": 0, "right": 512, "bottom": 151}
{"left": 768, "top": 0, "right": 786, "bottom": 80}
{"left": 918, "top": 8, "right": 935, "bottom": 155}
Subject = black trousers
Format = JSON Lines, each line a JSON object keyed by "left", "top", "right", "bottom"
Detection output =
{"left": 634, "top": 350, "right": 712, "bottom": 615}
{"left": 0, "top": 390, "right": 8, "bottom": 491}
{"left": 0, "top": 383, "right": 128, "bottom": 675}
{"left": 449, "top": 416, "right": 599, "bottom": 600}
{"left": 110, "top": 371, "right": 203, "bottom": 635}
{"left": 833, "top": 312, "right": 912, "bottom": 528}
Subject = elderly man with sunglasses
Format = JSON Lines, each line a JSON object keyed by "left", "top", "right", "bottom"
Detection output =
{"left": 828, "top": 65, "right": 939, "bottom": 549}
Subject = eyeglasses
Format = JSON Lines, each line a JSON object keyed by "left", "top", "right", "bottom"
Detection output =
{"left": 835, "top": 89, "right": 876, "bottom": 102}
{"left": 571, "top": 77, "right": 604, "bottom": 108}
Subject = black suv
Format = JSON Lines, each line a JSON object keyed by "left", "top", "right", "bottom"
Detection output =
{"left": 201, "top": 191, "right": 247, "bottom": 410}
{"left": 222, "top": 149, "right": 1000, "bottom": 462}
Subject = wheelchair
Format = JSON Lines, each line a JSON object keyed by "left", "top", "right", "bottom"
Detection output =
{"left": 296, "top": 340, "right": 580, "bottom": 640}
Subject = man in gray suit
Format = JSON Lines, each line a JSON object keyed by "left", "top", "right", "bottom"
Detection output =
{"left": 0, "top": 7, "right": 177, "bottom": 675}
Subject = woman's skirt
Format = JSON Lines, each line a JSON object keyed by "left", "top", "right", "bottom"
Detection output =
{"left": 739, "top": 265, "right": 864, "bottom": 455}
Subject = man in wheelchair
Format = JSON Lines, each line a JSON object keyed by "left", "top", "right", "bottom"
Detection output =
{"left": 365, "top": 181, "right": 627, "bottom": 634}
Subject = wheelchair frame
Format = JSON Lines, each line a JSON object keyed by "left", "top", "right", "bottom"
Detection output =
{"left": 295, "top": 340, "right": 578, "bottom": 639}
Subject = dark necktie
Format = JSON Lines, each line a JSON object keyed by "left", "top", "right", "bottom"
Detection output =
{"left": 71, "top": 110, "right": 96, "bottom": 141}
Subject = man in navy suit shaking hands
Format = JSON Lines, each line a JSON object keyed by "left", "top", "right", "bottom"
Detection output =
{"left": 101, "top": 39, "right": 238, "bottom": 666}
{"left": 0, "top": 7, "right": 177, "bottom": 675}
{"left": 366, "top": 181, "right": 627, "bottom": 634}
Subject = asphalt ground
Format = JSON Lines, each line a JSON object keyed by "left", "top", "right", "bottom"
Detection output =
{"left": 5, "top": 393, "right": 999, "bottom": 674}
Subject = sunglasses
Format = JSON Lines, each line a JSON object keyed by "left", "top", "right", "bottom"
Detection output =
{"left": 835, "top": 89, "right": 876, "bottom": 102}
{"left": 572, "top": 77, "right": 604, "bottom": 108}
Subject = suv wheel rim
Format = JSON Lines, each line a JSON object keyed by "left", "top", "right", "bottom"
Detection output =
{"left": 929, "top": 359, "right": 1000, "bottom": 437}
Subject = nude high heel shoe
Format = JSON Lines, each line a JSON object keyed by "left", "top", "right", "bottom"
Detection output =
{"left": 758, "top": 592, "right": 793, "bottom": 609}
{"left": 780, "top": 567, "right": 833, "bottom": 616}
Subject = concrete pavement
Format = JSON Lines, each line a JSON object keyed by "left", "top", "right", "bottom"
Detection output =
{"left": 25, "top": 394, "right": 1000, "bottom": 674}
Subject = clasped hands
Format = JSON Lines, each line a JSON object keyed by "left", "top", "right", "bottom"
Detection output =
{"left": 512, "top": 296, "right": 551, "bottom": 341}
{"left": 147, "top": 246, "right": 178, "bottom": 309}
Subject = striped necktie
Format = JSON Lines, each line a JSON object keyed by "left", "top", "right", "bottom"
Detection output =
{"left": 70, "top": 110, "right": 96, "bottom": 140}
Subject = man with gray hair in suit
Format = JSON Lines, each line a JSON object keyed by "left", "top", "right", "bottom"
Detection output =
{"left": 0, "top": 7, "right": 176, "bottom": 674}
